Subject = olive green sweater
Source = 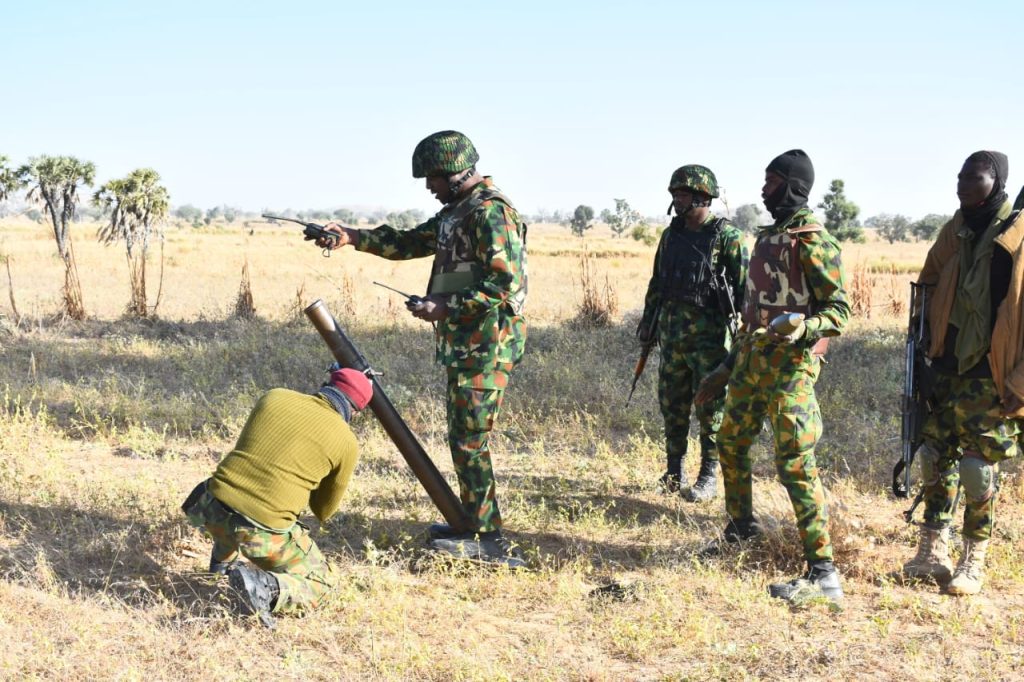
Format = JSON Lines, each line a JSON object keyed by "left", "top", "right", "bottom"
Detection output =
{"left": 208, "top": 388, "right": 359, "bottom": 529}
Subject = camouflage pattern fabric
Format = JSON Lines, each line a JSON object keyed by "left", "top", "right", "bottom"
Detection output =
{"left": 639, "top": 214, "right": 746, "bottom": 473}
{"left": 920, "top": 373, "right": 1020, "bottom": 540}
{"left": 742, "top": 208, "right": 849, "bottom": 337}
{"left": 668, "top": 164, "right": 720, "bottom": 198}
{"left": 412, "top": 130, "right": 479, "bottom": 178}
{"left": 355, "top": 179, "right": 525, "bottom": 532}
{"left": 356, "top": 178, "right": 527, "bottom": 372}
{"left": 447, "top": 366, "right": 512, "bottom": 532}
{"left": 183, "top": 482, "right": 338, "bottom": 615}
{"left": 657, "top": 301, "right": 731, "bottom": 468}
{"left": 718, "top": 338, "right": 832, "bottom": 561}
{"left": 717, "top": 208, "right": 849, "bottom": 563}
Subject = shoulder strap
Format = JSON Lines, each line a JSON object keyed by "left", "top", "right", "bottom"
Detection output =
{"left": 787, "top": 223, "right": 823, "bottom": 235}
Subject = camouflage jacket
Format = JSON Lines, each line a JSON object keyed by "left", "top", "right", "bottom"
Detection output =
{"left": 355, "top": 178, "right": 527, "bottom": 372}
{"left": 743, "top": 207, "right": 850, "bottom": 344}
{"left": 640, "top": 213, "right": 747, "bottom": 336}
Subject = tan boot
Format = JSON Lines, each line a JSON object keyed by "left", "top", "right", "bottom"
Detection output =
{"left": 947, "top": 538, "right": 989, "bottom": 596}
{"left": 902, "top": 525, "right": 953, "bottom": 583}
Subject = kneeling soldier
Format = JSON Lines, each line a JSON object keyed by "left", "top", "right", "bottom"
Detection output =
{"left": 182, "top": 368, "right": 372, "bottom": 627}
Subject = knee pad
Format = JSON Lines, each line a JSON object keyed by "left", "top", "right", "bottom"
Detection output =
{"left": 960, "top": 453, "right": 997, "bottom": 503}
{"left": 916, "top": 442, "right": 942, "bottom": 486}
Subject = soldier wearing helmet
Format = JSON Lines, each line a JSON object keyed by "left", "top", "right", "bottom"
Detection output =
{"left": 636, "top": 164, "right": 747, "bottom": 502}
{"left": 319, "top": 131, "right": 527, "bottom": 566}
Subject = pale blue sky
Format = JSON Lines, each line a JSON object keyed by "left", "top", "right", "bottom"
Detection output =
{"left": 3, "top": 1, "right": 1022, "bottom": 220}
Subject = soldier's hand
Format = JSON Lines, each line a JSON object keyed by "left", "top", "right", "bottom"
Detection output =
{"left": 766, "top": 314, "right": 806, "bottom": 345}
{"left": 695, "top": 366, "right": 730, "bottom": 405}
{"left": 407, "top": 294, "right": 448, "bottom": 322}
{"left": 312, "top": 222, "right": 356, "bottom": 250}
{"left": 1001, "top": 389, "right": 1024, "bottom": 416}
{"left": 635, "top": 321, "right": 653, "bottom": 343}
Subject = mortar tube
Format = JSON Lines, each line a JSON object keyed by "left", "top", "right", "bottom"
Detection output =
{"left": 304, "top": 299, "right": 475, "bottom": 533}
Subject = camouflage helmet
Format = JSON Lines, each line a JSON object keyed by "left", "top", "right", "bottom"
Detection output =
{"left": 667, "top": 164, "right": 720, "bottom": 198}
{"left": 411, "top": 130, "right": 479, "bottom": 178}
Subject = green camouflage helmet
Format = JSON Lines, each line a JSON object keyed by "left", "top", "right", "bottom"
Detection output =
{"left": 668, "top": 165, "right": 719, "bottom": 198}
{"left": 411, "top": 130, "right": 479, "bottom": 178}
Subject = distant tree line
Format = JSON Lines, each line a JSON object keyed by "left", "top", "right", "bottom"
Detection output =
{"left": 0, "top": 152, "right": 432, "bottom": 320}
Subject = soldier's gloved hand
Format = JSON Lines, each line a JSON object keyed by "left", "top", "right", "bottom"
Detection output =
{"left": 695, "top": 365, "right": 730, "bottom": 405}
{"left": 408, "top": 294, "right": 448, "bottom": 322}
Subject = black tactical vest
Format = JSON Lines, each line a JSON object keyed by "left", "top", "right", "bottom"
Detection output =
{"left": 658, "top": 218, "right": 723, "bottom": 306}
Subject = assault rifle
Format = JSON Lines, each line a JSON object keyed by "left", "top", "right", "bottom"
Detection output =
{"left": 692, "top": 243, "right": 740, "bottom": 338}
{"left": 627, "top": 302, "right": 660, "bottom": 405}
{"left": 712, "top": 266, "right": 740, "bottom": 338}
{"left": 305, "top": 299, "right": 475, "bottom": 532}
{"left": 262, "top": 214, "right": 340, "bottom": 256}
{"left": 893, "top": 282, "right": 931, "bottom": 502}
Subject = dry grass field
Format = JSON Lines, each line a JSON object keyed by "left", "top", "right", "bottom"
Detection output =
{"left": 0, "top": 217, "right": 1021, "bottom": 681}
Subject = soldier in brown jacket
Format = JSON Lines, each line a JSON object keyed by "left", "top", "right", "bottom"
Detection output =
{"left": 903, "top": 151, "right": 1024, "bottom": 595}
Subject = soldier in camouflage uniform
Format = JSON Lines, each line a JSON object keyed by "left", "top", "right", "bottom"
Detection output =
{"left": 637, "top": 165, "right": 746, "bottom": 501}
{"left": 696, "top": 150, "right": 850, "bottom": 606}
{"left": 320, "top": 131, "right": 527, "bottom": 565}
{"left": 181, "top": 368, "right": 373, "bottom": 628}
{"left": 902, "top": 151, "right": 1023, "bottom": 596}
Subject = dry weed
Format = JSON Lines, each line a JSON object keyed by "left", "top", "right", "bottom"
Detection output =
{"left": 233, "top": 259, "right": 256, "bottom": 319}
{"left": 576, "top": 244, "right": 618, "bottom": 327}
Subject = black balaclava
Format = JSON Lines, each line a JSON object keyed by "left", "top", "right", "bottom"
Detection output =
{"left": 961, "top": 150, "right": 1009, "bottom": 231}
{"left": 763, "top": 149, "right": 815, "bottom": 222}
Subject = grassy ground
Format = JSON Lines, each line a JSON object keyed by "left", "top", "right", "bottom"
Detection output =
{"left": 0, "top": 218, "right": 1022, "bottom": 680}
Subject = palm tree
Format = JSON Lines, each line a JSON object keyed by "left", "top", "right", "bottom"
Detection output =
{"left": 18, "top": 155, "right": 96, "bottom": 319}
{"left": 0, "top": 154, "right": 25, "bottom": 204}
{"left": 93, "top": 168, "right": 170, "bottom": 317}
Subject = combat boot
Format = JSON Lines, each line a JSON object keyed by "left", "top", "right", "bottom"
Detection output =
{"left": 768, "top": 560, "right": 844, "bottom": 607}
{"left": 658, "top": 455, "right": 684, "bottom": 494}
{"left": 209, "top": 549, "right": 240, "bottom": 576}
{"left": 902, "top": 525, "right": 953, "bottom": 583}
{"left": 684, "top": 458, "right": 719, "bottom": 503}
{"left": 699, "top": 516, "right": 764, "bottom": 557}
{"left": 947, "top": 538, "right": 989, "bottom": 596}
{"left": 427, "top": 523, "right": 460, "bottom": 540}
{"left": 227, "top": 564, "right": 280, "bottom": 629}
{"left": 428, "top": 530, "right": 527, "bottom": 570}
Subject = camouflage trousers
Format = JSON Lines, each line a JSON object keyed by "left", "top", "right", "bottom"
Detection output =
{"left": 447, "top": 366, "right": 512, "bottom": 533}
{"left": 717, "top": 340, "right": 832, "bottom": 562}
{"left": 658, "top": 326, "right": 729, "bottom": 473}
{"left": 182, "top": 481, "right": 338, "bottom": 615}
{"left": 920, "top": 373, "right": 1020, "bottom": 540}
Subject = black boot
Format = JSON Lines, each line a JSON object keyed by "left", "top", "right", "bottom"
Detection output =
{"left": 768, "top": 560, "right": 844, "bottom": 607}
{"left": 209, "top": 550, "right": 239, "bottom": 576}
{"left": 427, "top": 523, "right": 461, "bottom": 540}
{"left": 658, "top": 456, "right": 684, "bottom": 494}
{"left": 227, "top": 564, "right": 280, "bottom": 629}
{"left": 700, "top": 516, "right": 764, "bottom": 557}
{"left": 428, "top": 530, "right": 527, "bottom": 570}
{"left": 684, "top": 458, "right": 719, "bottom": 502}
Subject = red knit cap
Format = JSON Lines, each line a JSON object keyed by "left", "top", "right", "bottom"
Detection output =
{"left": 329, "top": 368, "right": 373, "bottom": 410}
